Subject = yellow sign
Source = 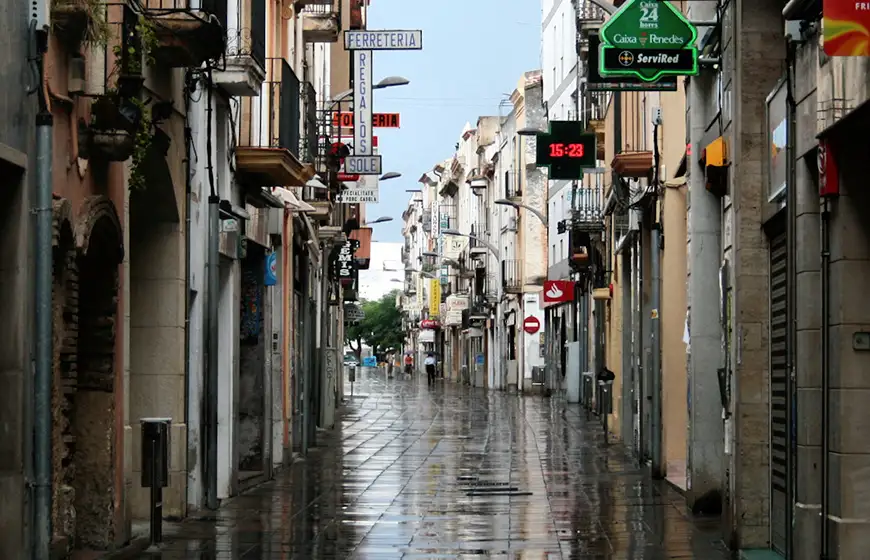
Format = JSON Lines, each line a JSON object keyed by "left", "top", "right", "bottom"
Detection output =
{"left": 429, "top": 279, "right": 441, "bottom": 317}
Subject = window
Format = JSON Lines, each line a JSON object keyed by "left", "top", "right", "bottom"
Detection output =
{"left": 560, "top": 239, "right": 564, "bottom": 260}
{"left": 551, "top": 243, "right": 555, "bottom": 262}
{"left": 560, "top": 12, "right": 565, "bottom": 80}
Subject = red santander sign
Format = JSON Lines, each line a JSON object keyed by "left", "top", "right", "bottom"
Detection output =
{"left": 543, "top": 280, "right": 575, "bottom": 304}
{"left": 523, "top": 316, "right": 541, "bottom": 335}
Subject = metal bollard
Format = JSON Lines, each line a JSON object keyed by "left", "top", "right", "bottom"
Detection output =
{"left": 141, "top": 418, "right": 171, "bottom": 549}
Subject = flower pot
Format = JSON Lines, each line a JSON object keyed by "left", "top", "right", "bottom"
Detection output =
{"left": 87, "top": 128, "right": 135, "bottom": 162}
{"left": 51, "top": 2, "right": 89, "bottom": 46}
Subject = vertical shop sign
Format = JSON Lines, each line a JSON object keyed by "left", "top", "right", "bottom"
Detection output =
{"left": 353, "top": 50, "right": 373, "bottom": 155}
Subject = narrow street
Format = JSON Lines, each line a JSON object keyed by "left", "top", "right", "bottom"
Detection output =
{"left": 137, "top": 370, "right": 728, "bottom": 559}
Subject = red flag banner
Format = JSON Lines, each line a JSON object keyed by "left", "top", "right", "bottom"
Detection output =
{"left": 824, "top": 0, "right": 870, "bottom": 56}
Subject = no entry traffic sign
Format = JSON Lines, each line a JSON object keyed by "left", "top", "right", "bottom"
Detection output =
{"left": 523, "top": 316, "right": 541, "bottom": 335}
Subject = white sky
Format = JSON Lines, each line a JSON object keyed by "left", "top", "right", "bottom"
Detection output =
{"left": 358, "top": 242, "right": 404, "bottom": 302}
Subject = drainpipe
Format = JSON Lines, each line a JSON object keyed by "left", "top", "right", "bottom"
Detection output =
{"left": 182, "top": 71, "right": 192, "bottom": 506}
{"left": 650, "top": 125, "right": 663, "bottom": 478}
{"left": 785, "top": 39, "right": 797, "bottom": 560}
{"left": 205, "top": 72, "right": 219, "bottom": 509}
{"left": 820, "top": 198, "right": 831, "bottom": 560}
{"left": 33, "top": 33, "right": 53, "bottom": 560}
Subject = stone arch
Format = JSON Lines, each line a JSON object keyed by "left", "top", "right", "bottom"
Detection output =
{"left": 51, "top": 198, "right": 79, "bottom": 543}
{"left": 71, "top": 195, "right": 123, "bottom": 549}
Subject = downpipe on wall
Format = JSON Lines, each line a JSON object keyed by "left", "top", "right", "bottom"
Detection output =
{"left": 650, "top": 123, "right": 663, "bottom": 479}
{"left": 784, "top": 38, "right": 797, "bottom": 560}
{"left": 205, "top": 70, "right": 220, "bottom": 510}
{"left": 820, "top": 197, "right": 830, "bottom": 560}
{"left": 32, "top": 23, "right": 53, "bottom": 559}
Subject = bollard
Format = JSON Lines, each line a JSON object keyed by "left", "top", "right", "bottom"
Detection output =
{"left": 140, "top": 418, "right": 171, "bottom": 549}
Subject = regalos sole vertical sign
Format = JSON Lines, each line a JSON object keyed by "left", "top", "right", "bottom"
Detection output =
{"left": 824, "top": 1, "right": 870, "bottom": 56}
{"left": 353, "top": 50, "right": 373, "bottom": 155}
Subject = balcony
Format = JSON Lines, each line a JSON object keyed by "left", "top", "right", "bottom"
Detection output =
{"left": 570, "top": 185, "right": 606, "bottom": 232}
{"left": 299, "top": 81, "right": 319, "bottom": 164}
{"left": 235, "top": 58, "right": 315, "bottom": 189}
{"left": 504, "top": 170, "right": 522, "bottom": 201}
{"left": 502, "top": 259, "right": 523, "bottom": 294}
{"left": 469, "top": 224, "right": 489, "bottom": 258}
{"left": 213, "top": 0, "right": 266, "bottom": 96}
{"left": 141, "top": 0, "right": 227, "bottom": 68}
{"left": 301, "top": 0, "right": 340, "bottom": 43}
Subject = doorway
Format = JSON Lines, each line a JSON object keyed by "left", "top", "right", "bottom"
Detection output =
{"left": 238, "top": 243, "right": 267, "bottom": 481}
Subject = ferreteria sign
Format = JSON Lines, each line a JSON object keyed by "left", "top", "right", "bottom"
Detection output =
{"left": 599, "top": 0, "right": 698, "bottom": 82}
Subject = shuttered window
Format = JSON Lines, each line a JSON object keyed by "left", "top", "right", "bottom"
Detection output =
{"left": 769, "top": 228, "right": 788, "bottom": 555}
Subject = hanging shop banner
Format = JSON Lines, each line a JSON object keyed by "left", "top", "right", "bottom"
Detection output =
{"left": 543, "top": 280, "right": 576, "bottom": 304}
{"left": 331, "top": 239, "right": 360, "bottom": 283}
{"left": 443, "top": 236, "right": 468, "bottom": 260}
{"left": 428, "top": 279, "right": 441, "bottom": 318}
{"left": 598, "top": 0, "right": 698, "bottom": 82}
{"left": 824, "top": 0, "right": 870, "bottom": 56}
{"left": 264, "top": 252, "right": 278, "bottom": 286}
{"left": 535, "top": 121, "right": 597, "bottom": 180}
{"left": 353, "top": 49, "right": 373, "bottom": 155}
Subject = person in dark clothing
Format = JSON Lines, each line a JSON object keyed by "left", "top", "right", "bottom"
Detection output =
{"left": 424, "top": 352, "right": 436, "bottom": 386}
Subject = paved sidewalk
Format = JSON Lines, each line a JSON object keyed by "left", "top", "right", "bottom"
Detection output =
{"left": 125, "top": 370, "right": 730, "bottom": 559}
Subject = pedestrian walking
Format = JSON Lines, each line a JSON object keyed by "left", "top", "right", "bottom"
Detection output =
{"left": 404, "top": 353, "right": 414, "bottom": 378}
{"left": 424, "top": 352, "right": 437, "bottom": 386}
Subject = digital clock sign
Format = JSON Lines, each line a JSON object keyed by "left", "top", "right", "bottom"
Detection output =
{"left": 535, "top": 121, "right": 597, "bottom": 180}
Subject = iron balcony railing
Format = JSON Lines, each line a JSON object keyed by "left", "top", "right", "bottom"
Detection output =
{"left": 571, "top": 184, "right": 606, "bottom": 229}
{"left": 226, "top": 0, "right": 266, "bottom": 69}
{"left": 141, "top": 0, "right": 228, "bottom": 28}
{"left": 502, "top": 259, "right": 522, "bottom": 291}
{"left": 300, "top": 81, "right": 318, "bottom": 163}
{"left": 238, "top": 58, "right": 301, "bottom": 155}
{"left": 299, "top": 0, "right": 342, "bottom": 22}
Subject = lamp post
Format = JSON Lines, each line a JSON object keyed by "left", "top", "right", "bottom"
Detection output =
{"left": 442, "top": 228, "right": 505, "bottom": 390}
{"left": 494, "top": 199, "right": 548, "bottom": 227}
{"left": 380, "top": 172, "right": 402, "bottom": 181}
{"left": 363, "top": 216, "right": 393, "bottom": 226}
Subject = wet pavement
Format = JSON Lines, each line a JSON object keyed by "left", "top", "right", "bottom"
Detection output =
{"left": 135, "top": 370, "right": 730, "bottom": 559}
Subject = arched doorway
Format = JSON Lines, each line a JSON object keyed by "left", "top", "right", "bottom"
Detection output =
{"left": 72, "top": 196, "right": 123, "bottom": 549}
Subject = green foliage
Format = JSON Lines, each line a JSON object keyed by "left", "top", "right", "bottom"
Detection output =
{"left": 345, "top": 290, "right": 404, "bottom": 357}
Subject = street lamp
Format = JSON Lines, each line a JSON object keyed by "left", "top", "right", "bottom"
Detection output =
{"left": 517, "top": 126, "right": 546, "bottom": 136}
{"left": 330, "top": 77, "right": 411, "bottom": 104}
{"left": 494, "top": 199, "right": 548, "bottom": 227}
{"left": 364, "top": 216, "right": 393, "bottom": 225}
{"left": 380, "top": 172, "right": 402, "bottom": 181}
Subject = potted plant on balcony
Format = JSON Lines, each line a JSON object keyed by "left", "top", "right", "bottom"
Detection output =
{"left": 85, "top": 16, "right": 157, "bottom": 164}
{"left": 51, "top": 0, "right": 110, "bottom": 48}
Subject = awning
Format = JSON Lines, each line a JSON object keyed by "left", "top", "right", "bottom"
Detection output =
{"left": 271, "top": 187, "right": 316, "bottom": 212}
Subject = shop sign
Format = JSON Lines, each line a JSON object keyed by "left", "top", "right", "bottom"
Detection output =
{"left": 543, "top": 280, "right": 575, "bottom": 304}
{"left": 586, "top": 33, "right": 677, "bottom": 91}
{"left": 443, "top": 310, "right": 463, "bottom": 326}
{"left": 428, "top": 278, "right": 441, "bottom": 318}
{"left": 264, "top": 252, "right": 278, "bottom": 286}
{"left": 344, "top": 30, "right": 423, "bottom": 51}
{"left": 333, "top": 239, "right": 360, "bottom": 281}
{"left": 446, "top": 295, "right": 470, "bottom": 311}
{"left": 535, "top": 121, "right": 597, "bottom": 180}
{"left": 353, "top": 49, "right": 373, "bottom": 156}
{"left": 344, "top": 303, "right": 365, "bottom": 323}
{"left": 420, "top": 319, "right": 440, "bottom": 329}
{"left": 523, "top": 316, "right": 541, "bottom": 335}
{"left": 824, "top": 1, "right": 870, "bottom": 56}
{"left": 333, "top": 112, "right": 401, "bottom": 128}
{"left": 599, "top": 0, "right": 698, "bottom": 83}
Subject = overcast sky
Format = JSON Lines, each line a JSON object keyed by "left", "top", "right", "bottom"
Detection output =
{"left": 358, "top": 242, "right": 404, "bottom": 301}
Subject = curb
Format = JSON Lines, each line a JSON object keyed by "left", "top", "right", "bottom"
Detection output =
{"left": 97, "top": 536, "right": 150, "bottom": 559}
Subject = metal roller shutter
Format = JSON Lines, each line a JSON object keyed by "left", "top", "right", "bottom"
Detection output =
{"left": 769, "top": 228, "right": 788, "bottom": 554}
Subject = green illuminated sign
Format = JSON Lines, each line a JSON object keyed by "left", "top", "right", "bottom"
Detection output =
{"left": 599, "top": 0, "right": 698, "bottom": 83}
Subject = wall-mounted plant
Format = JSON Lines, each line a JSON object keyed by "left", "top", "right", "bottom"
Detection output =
{"left": 128, "top": 96, "right": 153, "bottom": 190}
{"left": 51, "top": 0, "right": 111, "bottom": 48}
{"left": 112, "top": 14, "right": 157, "bottom": 78}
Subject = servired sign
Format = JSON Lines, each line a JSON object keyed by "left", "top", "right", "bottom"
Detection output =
{"left": 334, "top": 112, "right": 401, "bottom": 128}
{"left": 523, "top": 316, "right": 541, "bottom": 335}
{"left": 543, "top": 280, "right": 575, "bottom": 304}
